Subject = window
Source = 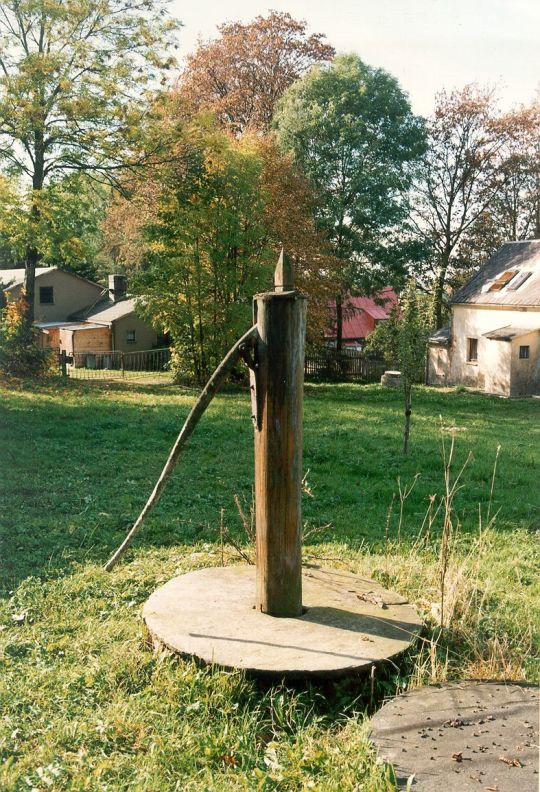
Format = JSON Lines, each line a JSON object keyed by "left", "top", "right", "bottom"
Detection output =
{"left": 39, "top": 286, "right": 54, "bottom": 304}
{"left": 467, "top": 338, "right": 478, "bottom": 362}
{"left": 488, "top": 271, "right": 516, "bottom": 291}
{"left": 126, "top": 330, "right": 136, "bottom": 344}
{"left": 519, "top": 345, "right": 530, "bottom": 359}
{"left": 507, "top": 271, "right": 532, "bottom": 291}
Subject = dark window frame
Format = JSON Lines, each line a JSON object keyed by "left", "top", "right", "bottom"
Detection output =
{"left": 126, "top": 330, "right": 136, "bottom": 344}
{"left": 519, "top": 345, "right": 530, "bottom": 360}
{"left": 467, "top": 337, "right": 478, "bottom": 362}
{"left": 39, "top": 286, "right": 54, "bottom": 304}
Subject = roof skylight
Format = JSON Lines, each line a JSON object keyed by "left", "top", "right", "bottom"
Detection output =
{"left": 506, "top": 271, "right": 532, "bottom": 291}
{"left": 488, "top": 271, "right": 517, "bottom": 291}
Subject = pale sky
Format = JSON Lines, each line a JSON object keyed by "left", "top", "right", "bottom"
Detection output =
{"left": 170, "top": 0, "right": 540, "bottom": 116}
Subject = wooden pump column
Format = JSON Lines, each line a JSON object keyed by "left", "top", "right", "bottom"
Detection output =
{"left": 253, "top": 250, "right": 306, "bottom": 617}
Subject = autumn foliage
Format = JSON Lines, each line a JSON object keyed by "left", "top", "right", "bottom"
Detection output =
{"left": 104, "top": 102, "right": 338, "bottom": 383}
{"left": 178, "top": 12, "right": 334, "bottom": 135}
{"left": 412, "top": 85, "right": 540, "bottom": 326}
{"left": 0, "top": 296, "right": 51, "bottom": 377}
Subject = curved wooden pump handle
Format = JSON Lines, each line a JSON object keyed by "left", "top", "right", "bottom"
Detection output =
{"left": 104, "top": 325, "right": 258, "bottom": 572}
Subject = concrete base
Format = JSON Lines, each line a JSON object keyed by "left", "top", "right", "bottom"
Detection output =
{"left": 142, "top": 565, "right": 422, "bottom": 678}
{"left": 381, "top": 370, "right": 402, "bottom": 388}
{"left": 370, "top": 681, "right": 539, "bottom": 791}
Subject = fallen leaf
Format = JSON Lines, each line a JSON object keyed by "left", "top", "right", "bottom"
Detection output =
{"left": 451, "top": 752, "right": 463, "bottom": 762}
{"left": 498, "top": 756, "right": 522, "bottom": 767}
{"left": 221, "top": 752, "right": 236, "bottom": 767}
{"left": 357, "top": 591, "right": 387, "bottom": 609}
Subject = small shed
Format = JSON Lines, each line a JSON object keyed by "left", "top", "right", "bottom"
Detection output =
{"left": 36, "top": 321, "right": 111, "bottom": 355}
{"left": 58, "top": 323, "right": 111, "bottom": 356}
{"left": 69, "top": 276, "right": 158, "bottom": 353}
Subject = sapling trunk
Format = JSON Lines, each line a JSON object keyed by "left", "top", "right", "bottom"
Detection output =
{"left": 403, "top": 382, "right": 412, "bottom": 454}
{"left": 335, "top": 293, "right": 343, "bottom": 351}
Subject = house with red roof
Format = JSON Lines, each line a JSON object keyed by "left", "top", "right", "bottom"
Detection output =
{"left": 325, "top": 287, "right": 398, "bottom": 350}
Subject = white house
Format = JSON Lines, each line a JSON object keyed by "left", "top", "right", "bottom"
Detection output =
{"left": 427, "top": 240, "right": 540, "bottom": 397}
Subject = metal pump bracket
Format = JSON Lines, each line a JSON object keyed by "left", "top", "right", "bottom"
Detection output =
{"left": 239, "top": 334, "right": 261, "bottom": 430}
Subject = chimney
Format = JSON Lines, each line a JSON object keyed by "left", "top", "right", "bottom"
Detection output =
{"left": 108, "top": 274, "right": 127, "bottom": 303}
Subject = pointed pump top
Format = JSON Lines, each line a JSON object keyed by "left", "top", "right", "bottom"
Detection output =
{"left": 274, "top": 247, "right": 294, "bottom": 293}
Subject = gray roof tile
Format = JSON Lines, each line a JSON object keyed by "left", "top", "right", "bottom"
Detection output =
{"left": 451, "top": 240, "right": 540, "bottom": 307}
{"left": 70, "top": 297, "right": 137, "bottom": 323}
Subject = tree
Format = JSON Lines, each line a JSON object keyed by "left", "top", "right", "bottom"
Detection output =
{"left": 274, "top": 54, "right": 426, "bottom": 349}
{"left": 0, "top": 0, "right": 180, "bottom": 322}
{"left": 254, "top": 136, "right": 340, "bottom": 342}
{"left": 366, "top": 282, "right": 431, "bottom": 454}
{"left": 0, "top": 175, "right": 110, "bottom": 280}
{"left": 178, "top": 11, "right": 334, "bottom": 135}
{"left": 457, "top": 101, "right": 540, "bottom": 268}
{"left": 104, "top": 109, "right": 338, "bottom": 382}
{"left": 411, "top": 86, "right": 510, "bottom": 327}
{"left": 134, "top": 122, "right": 270, "bottom": 384}
{"left": 0, "top": 295, "right": 51, "bottom": 377}
{"left": 496, "top": 102, "right": 540, "bottom": 241}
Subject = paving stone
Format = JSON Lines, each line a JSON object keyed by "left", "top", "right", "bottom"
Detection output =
{"left": 370, "top": 680, "right": 539, "bottom": 790}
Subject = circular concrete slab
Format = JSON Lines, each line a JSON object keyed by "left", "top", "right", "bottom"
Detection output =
{"left": 370, "top": 681, "right": 539, "bottom": 791}
{"left": 143, "top": 565, "right": 422, "bottom": 678}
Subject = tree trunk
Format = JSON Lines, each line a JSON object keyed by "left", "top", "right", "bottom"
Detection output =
{"left": 433, "top": 252, "right": 450, "bottom": 329}
{"left": 335, "top": 293, "right": 343, "bottom": 351}
{"left": 23, "top": 133, "right": 45, "bottom": 325}
{"left": 402, "top": 383, "right": 412, "bottom": 455}
{"left": 24, "top": 240, "right": 39, "bottom": 324}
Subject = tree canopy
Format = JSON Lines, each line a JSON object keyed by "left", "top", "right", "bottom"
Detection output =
{"left": 104, "top": 107, "right": 338, "bottom": 382}
{"left": 0, "top": 0, "right": 180, "bottom": 319}
{"left": 274, "top": 54, "right": 426, "bottom": 347}
{"left": 0, "top": 174, "right": 109, "bottom": 280}
{"left": 178, "top": 11, "right": 334, "bottom": 136}
{"left": 407, "top": 86, "right": 540, "bottom": 327}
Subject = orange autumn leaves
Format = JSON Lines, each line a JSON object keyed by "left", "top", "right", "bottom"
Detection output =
{"left": 104, "top": 105, "right": 339, "bottom": 371}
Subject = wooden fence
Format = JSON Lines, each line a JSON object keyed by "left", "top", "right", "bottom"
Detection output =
{"left": 304, "top": 349, "right": 387, "bottom": 383}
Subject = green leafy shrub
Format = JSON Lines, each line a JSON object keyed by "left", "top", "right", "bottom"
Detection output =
{"left": 0, "top": 296, "right": 53, "bottom": 377}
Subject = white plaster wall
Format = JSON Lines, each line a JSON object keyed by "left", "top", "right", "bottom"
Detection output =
{"left": 427, "top": 346, "right": 450, "bottom": 386}
{"left": 483, "top": 341, "right": 511, "bottom": 397}
{"left": 510, "top": 330, "right": 540, "bottom": 397}
{"left": 448, "top": 305, "right": 540, "bottom": 394}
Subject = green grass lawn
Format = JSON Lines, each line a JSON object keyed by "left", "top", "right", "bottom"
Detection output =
{"left": 1, "top": 377, "right": 539, "bottom": 790}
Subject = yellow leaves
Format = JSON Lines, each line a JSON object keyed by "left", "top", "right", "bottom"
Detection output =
{"left": 147, "top": 240, "right": 167, "bottom": 254}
